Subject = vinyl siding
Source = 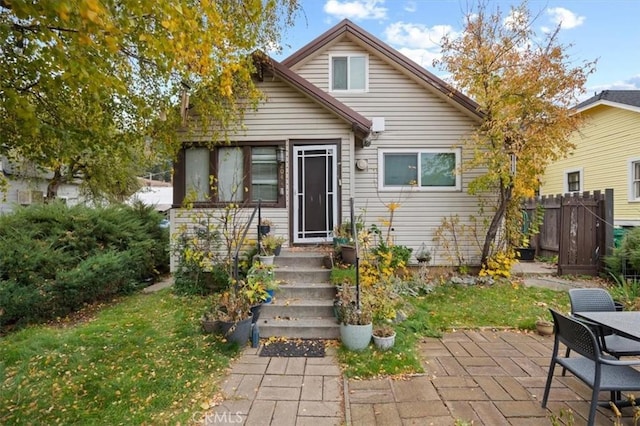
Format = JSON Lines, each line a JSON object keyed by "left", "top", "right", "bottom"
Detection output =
{"left": 171, "top": 72, "right": 355, "bottom": 270}
{"left": 291, "top": 40, "right": 485, "bottom": 265}
{"left": 541, "top": 105, "right": 640, "bottom": 226}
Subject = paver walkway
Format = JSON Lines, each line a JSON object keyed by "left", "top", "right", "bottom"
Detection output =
{"left": 184, "top": 263, "right": 639, "bottom": 425}
{"left": 207, "top": 331, "right": 638, "bottom": 425}
{"left": 208, "top": 346, "right": 343, "bottom": 426}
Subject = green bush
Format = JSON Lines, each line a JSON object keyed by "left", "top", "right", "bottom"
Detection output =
{"left": 0, "top": 202, "right": 169, "bottom": 330}
{"left": 605, "top": 226, "right": 640, "bottom": 277}
{"left": 173, "top": 263, "right": 230, "bottom": 296}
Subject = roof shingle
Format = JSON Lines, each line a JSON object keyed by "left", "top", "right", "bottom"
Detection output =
{"left": 576, "top": 90, "right": 640, "bottom": 110}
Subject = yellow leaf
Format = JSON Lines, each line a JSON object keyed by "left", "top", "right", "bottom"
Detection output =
{"left": 85, "top": 0, "right": 101, "bottom": 12}
{"left": 86, "top": 10, "right": 99, "bottom": 23}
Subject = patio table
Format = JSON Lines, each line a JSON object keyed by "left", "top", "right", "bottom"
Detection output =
{"left": 574, "top": 311, "right": 640, "bottom": 343}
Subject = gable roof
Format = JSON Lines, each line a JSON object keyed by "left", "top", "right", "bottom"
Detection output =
{"left": 282, "top": 19, "right": 482, "bottom": 120}
{"left": 256, "top": 53, "right": 372, "bottom": 138}
{"left": 575, "top": 90, "right": 640, "bottom": 114}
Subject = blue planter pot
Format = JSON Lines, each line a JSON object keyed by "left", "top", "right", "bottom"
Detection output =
{"left": 264, "top": 289, "right": 275, "bottom": 304}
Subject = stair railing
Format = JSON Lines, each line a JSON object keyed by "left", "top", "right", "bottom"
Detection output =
{"left": 233, "top": 200, "right": 261, "bottom": 285}
{"left": 349, "top": 197, "right": 361, "bottom": 311}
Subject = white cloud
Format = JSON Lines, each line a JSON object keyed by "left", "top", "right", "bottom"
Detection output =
{"left": 384, "top": 21, "right": 456, "bottom": 50}
{"left": 397, "top": 47, "right": 441, "bottom": 68}
{"left": 503, "top": 9, "right": 527, "bottom": 31}
{"left": 323, "top": 0, "right": 387, "bottom": 20}
{"left": 588, "top": 75, "right": 640, "bottom": 93}
{"left": 404, "top": 1, "right": 417, "bottom": 13}
{"left": 546, "top": 7, "right": 585, "bottom": 30}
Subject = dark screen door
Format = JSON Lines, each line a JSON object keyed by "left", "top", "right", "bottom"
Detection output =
{"left": 293, "top": 145, "right": 338, "bottom": 243}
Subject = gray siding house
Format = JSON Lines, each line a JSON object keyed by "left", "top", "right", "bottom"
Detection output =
{"left": 171, "top": 19, "right": 484, "bottom": 266}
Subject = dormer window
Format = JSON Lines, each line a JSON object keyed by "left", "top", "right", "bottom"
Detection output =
{"left": 331, "top": 54, "right": 367, "bottom": 92}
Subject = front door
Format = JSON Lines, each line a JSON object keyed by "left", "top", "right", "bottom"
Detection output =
{"left": 293, "top": 144, "right": 338, "bottom": 243}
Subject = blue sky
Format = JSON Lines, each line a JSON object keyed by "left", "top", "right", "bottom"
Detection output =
{"left": 273, "top": 0, "right": 640, "bottom": 98}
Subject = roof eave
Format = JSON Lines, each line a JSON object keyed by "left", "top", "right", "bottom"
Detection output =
{"left": 283, "top": 19, "right": 483, "bottom": 121}
{"left": 264, "top": 55, "right": 372, "bottom": 136}
{"left": 574, "top": 99, "right": 640, "bottom": 115}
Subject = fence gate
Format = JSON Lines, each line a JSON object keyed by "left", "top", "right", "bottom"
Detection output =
{"left": 558, "top": 192, "right": 607, "bottom": 275}
{"left": 526, "top": 189, "right": 613, "bottom": 276}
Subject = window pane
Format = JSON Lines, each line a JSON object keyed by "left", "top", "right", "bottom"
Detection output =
{"left": 332, "top": 57, "right": 347, "bottom": 90}
{"left": 251, "top": 147, "right": 277, "bottom": 202}
{"left": 349, "top": 56, "right": 366, "bottom": 90}
{"left": 185, "top": 148, "right": 209, "bottom": 201}
{"left": 567, "top": 171, "right": 580, "bottom": 192}
{"left": 384, "top": 153, "right": 417, "bottom": 186}
{"left": 421, "top": 152, "right": 456, "bottom": 186}
{"left": 634, "top": 162, "right": 640, "bottom": 198}
{"left": 218, "top": 147, "right": 244, "bottom": 202}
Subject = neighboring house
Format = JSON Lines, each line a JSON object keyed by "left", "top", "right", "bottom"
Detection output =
{"left": 0, "top": 156, "right": 82, "bottom": 213}
{"left": 171, "top": 19, "right": 485, "bottom": 265}
{"left": 130, "top": 178, "right": 173, "bottom": 214}
{"left": 541, "top": 90, "right": 640, "bottom": 227}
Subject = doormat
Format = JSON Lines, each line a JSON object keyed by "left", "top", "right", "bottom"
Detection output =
{"left": 259, "top": 339, "right": 326, "bottom": 357}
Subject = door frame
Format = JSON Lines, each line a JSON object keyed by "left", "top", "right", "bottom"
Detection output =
{"left": 291, "top": 142, "right": 339, "bottom": 244}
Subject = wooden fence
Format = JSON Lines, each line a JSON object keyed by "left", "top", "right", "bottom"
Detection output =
{"left": 523, "top": 189, "right": 614, "bottom": 276}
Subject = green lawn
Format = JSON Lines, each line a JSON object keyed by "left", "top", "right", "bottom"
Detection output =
{"left": 339, "top": 280, "right": 570, "bottom": 378}
{"left": 0, "top": 279, "right": 572, "bottom": 423}
{"left": 0, "top": 290, "right": 237, "bottom": 425}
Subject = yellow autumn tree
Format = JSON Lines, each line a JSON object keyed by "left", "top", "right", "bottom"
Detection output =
{"left": 435, "top": 1, "right": 596, "bottom": 265}
{"left": 0, "top": 0, "right": 298, "bottom": 200}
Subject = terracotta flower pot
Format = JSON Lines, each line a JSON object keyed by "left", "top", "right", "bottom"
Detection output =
{"left": 536, "top": 320, "right": 554, "bottom": 336}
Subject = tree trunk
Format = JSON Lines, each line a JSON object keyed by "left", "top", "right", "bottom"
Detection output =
{"left": 46, "top": 168, "right": 63, "bottom": 200}
{"left": 481, "top": 184, "right": 513, "bottom": 266}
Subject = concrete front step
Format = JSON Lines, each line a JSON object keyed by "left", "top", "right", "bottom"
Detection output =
{"left": 275, "top": 267, "right": 331, "bottom": 284}
{"left": 256, "top": 249, "right": 338, "bottom": 339}
{"left": 275, "top": 251, "right": 327, "bottom": 268}
{"left": 256, "top": 317, "right": 339, "bottom": 339}
{"left": 261, "top": 298, "right": 335, "bottom": 318}
{"left": 277, "top": 283, "right": 336, "bottom": 300}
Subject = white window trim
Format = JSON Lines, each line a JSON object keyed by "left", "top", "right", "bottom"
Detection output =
{"left": 377, "top": 148, "right": 462, "bottom": 192}
{"left": 628, "top": 157, "right": 640, "bottom": 202}
{"left": 329, "top": 53, "right": 369, "bottom": 93}
{"left": 563, "top": 167, "right": 583, "bottom": 193}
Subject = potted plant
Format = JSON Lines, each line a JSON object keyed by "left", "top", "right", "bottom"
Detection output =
{"left": 332, "top": 221, "right": 353, "bottom": 247}
{"left": 415, "top": 244, "right": 432, "bottom": 264}
{"left": 260, "top": 234, "right": 285, "bottom": 261}
{"left": 243, "top": 275, "right": 269, "bottom": 323}
{"left": 535, "top": 316, "right": 554, "bottom": 336}
{"left": 336, "top": 285, "right": 372, "bottom": 351}
{"left": 204, "top": 290, "right": 253, "bottom": 345}
{"left": 372, "top": 323, "right": 396, "bottom": 350}
{"left": 322, "top": 245, "right": 335, "bottom": 269}
{"left": 258, "top": 218, "right": 273, "bottom": 237}
{"left": 247, "top": 262, "right": 278, "bottom": 304}
{"left": 516, "top": 207, "right": 543, "bottom": 261}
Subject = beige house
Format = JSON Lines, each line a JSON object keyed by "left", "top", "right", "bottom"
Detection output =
{"left": 541, "top": 90, "right": 640, "bottom": 227}
{"left": 171, "top": 19, "right": 485, "bottom": 265}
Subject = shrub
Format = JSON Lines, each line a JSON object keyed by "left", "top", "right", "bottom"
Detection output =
{"left": 605, "top": 227, "right": 640, "bottom": 278}
{"left": 173, "top": 263, "right": 230, "bottom": 296}
{"left": 0, "top": 202, "right": 169, "bottom": 331}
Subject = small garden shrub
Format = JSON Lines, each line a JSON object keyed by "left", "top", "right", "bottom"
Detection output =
{"left": 0, "top": 202, "right": 169, "bottom": 330}
{"left": 605, "top": 227, "right": 640, "bottom": 278}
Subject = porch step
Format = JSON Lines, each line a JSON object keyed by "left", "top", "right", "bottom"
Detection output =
{"left": 256, "top": 317, "right": 339, "bottom": 339}
{"left": 277, "top": 283, "right": 336, "bottom": 300}
{"left": 258, "top": 250, "right": 338, "bottom": 339}
{"left": 261, "top": 297, "right": 335, "bottom": 318}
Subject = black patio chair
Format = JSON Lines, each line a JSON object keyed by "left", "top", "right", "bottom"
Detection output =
{"left": 541, "top": 309, "right": 640, "bottom": 426}
{"left": 567, "top": 288, "right": 640, "bottom": 359}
